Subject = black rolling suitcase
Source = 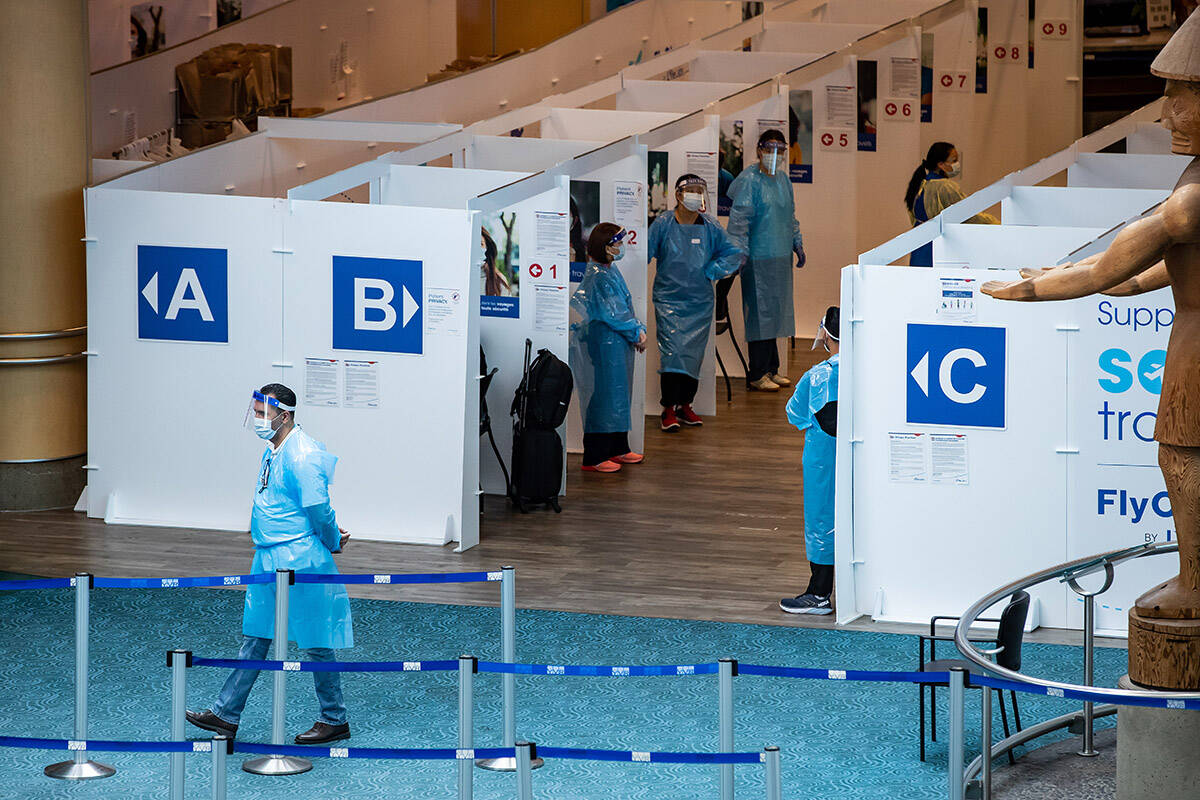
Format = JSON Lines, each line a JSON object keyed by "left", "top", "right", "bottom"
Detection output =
{"left": 509, "top": 339, "right": 573, "bottom": 513}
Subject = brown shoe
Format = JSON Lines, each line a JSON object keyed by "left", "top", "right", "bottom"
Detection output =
{"left": 186, "top": 709, "right": 238, "bottom": 738}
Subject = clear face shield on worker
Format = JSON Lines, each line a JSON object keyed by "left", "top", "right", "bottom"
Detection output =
{"left": 812, "top": 316, "right": 840, "bottom": 352}
{"left": 243, "top": 390, "right": 295, "bottom": 440}
{"left": 758, "top": 140, "right": 787, "bottom": 176}
{"left": 675, "top": 174, "right": 708, "bottom": 213}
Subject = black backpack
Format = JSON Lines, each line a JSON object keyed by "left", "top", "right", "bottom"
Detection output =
{"left": 511, "top": 345, "right": 573, "bottom": 431}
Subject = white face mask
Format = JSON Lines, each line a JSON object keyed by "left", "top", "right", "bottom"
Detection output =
{"left": 945, "top": 159, "right": 961, "bottom": 178}
{"left": 681, "top": 192, "right": 704, "bottom": 212}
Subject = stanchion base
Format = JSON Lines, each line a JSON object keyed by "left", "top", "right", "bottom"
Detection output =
{"left": 1078, "top": 749, "right": 1100, "bottom": 758}
{"left": 44, "top": 759, "right": 117, "bottom": 780}
{"left": 242, "top": 755, "right": 313, "bottom": 775}
{"left": 475, "top": 756, "right": 545, "bottom": 772}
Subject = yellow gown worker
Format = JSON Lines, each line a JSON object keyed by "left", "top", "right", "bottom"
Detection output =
{"left": 904, "top": 141, "right": 998, "bottom": 266}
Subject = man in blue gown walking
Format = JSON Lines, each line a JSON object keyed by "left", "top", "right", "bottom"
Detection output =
{"left": 188, "top": 383, "right": 355, "bottom": 744}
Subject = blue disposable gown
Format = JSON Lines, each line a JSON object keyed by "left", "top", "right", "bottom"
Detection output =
{"left": 648, "top": 212, "right": 745, "bottom": 378}
{"left": 726, "top": 165, "right": 804, "bottom": 341}
{"left": 785, "top": 354, "right": 839, "bottom": 565}
{"left": 244, "top": 426, "right": 354, "bottom": 650}
{"left": 569, "top": 262, "right": 645, "bottom": 433}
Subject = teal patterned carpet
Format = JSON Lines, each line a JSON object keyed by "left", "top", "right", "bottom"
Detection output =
{"left": 0, "top": 581, "right": 1123, "bottom": 799}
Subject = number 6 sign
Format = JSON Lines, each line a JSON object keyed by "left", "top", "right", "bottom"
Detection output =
{"left": 882, "top": 98, "right": 916, "bottom": 122}
{"left": 818, "top": 129, "right": 852, "bottom": 152}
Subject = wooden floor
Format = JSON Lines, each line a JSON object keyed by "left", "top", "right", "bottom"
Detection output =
{"left": 0, "top": 344, "right": 826, "bottom": 628}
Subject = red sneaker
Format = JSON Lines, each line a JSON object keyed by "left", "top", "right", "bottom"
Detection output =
{"left": 676, "top": 405, "right": 703, "bottom": 426}
{"left": 661, "top": 407, "right": 681, "bottom": 432}
{"left": 613, "top": 452, "right": 644, "bottom": 464}
{"left": 581, "top": 460, "right": 622, "bottom": 473}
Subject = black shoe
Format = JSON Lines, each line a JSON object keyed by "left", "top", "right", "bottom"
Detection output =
{"left": 186, "top": 709, "right": 238, "bottom": 737}
{"left": 294, "top": 721, "right": 351, "bottom": 745}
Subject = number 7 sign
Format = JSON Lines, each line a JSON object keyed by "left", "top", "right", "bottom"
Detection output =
{"left": 936, "top": 71, "right": 970, "bottom": 93}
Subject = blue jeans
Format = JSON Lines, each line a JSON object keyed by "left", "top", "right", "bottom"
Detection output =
{"left": 211, "top": 635, "right": 347, "bottom": 726}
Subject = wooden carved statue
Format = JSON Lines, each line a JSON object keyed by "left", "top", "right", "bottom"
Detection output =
{"left": 981, "top": 14, "right": 1200, "bottom": 689}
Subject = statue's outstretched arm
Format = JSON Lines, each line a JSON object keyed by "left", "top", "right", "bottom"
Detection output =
{"left": 1103, "top": 260, "right": 1169, "bottom": 296}
{"left": 981, "top": 190, "right": 1198, "bottom": 301}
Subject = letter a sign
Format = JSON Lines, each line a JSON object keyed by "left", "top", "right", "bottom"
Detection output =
{"left": 332, "top": 256, "right": 423, "bottom": 355}
{"left": 137, "top": 245, "right": 229, "bottom": 343}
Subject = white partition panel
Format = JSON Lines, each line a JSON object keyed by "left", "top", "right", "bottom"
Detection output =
{"left": 85, "top": 188, "right": 284, "bottom": 530}
{"left": 1000, "top": 187, "right": 1168, "bottom": 228}
{"left": 382, "top": 165, "right": 531, "bottom": 208}
{"left": 466, "top": 137, "right": 605, "bottom": 171}
{"left": 1067, "top": 153, "right": 1191, "bottom": 190}
{"left": 754, "top": 21, "right": 876, "bottom": 52}
{"left": 616, "top": 80, "right": 752, "bottom": 112}
{"left": 689, "top": 51, "right": 826, "bottom": 83}
{"left": 837, "top": 265, "right": 1070, "bottom": 627}
{"left": 542, "top": 108, "right": 682, "bottom": 141}
{"left": 921, "top": 6, "right": 977, "bottom": 166}
{"left": 967, "top": 0, "right": 1030, "bottom": 190}
{"left": 1126, "top": 122, "right": 1172, "bottom": 155}
{"left": 813, "top": 0, "right": 943, "bottom": 25}
{"left": 281, "top": 200, "right": 476, "bottom": 546}
{"left": 933, "top": 223, "right": 1106, "bottom": 269}
{"left": 1026, "top": 0, "right": 1084, "bottom": 162}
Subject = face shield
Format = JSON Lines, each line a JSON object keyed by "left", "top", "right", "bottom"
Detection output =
{"left": 811, "top": 319, "right": 841, "bottom": 352}
{"left": 675, "top": 175, "right": 708, "bottom": 213}
{"left": 759, "top": 141, "right": 786, "bottom": 176}
{"left": 606, "top": 228, "right": 628, "bottom": 261}
{"left": 244, "top": 390, "right": 295, "bottom": 440}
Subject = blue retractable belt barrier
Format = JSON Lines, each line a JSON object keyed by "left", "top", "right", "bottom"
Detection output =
{"left": 93, "top": 574, "right": 274, "bottom": 589}
{"left": 0, "top": 578, "right": 74, "bottom": 591}
{"left": 191, "top": 658, "right": 460, "bottom": 673}
{"left": 295, "top": 571, "right": 501, "bottom": 585}
{"left": 738, "top": 664, "right": 949, "bottom": 684}
{"left": 0, "top": 736, "right": 210, "bottom": 754}
{"left": 537, "top": 747, "right": 764, "bottom": 764}
{"left": 234, "top": 742, "right": 515, "bottom": 760}
{"left": 476, "top": 662, "right": 719, "bottom": 677}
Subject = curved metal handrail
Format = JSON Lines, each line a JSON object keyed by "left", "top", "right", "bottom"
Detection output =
{"left": 954, "top": 542, "right": 1200, "bottom": 701}
{"left": 0, "top": 325, "right": 86, "bottom": 340}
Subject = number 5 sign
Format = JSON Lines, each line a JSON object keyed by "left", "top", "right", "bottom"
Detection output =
{"left": 882, "top": 98, "right": 916, "bottom": 122}
{"left": 818, "top": 129, "right": 853, "bottom": 152}
{"left": 936, "top": 71, "right": 971, "bottom": 93}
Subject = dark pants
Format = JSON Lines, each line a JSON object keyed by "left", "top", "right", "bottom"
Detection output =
{"left": 660, "top": 372, "right": 700, "bottom": 408}
{"left": 804, "top": 562, "right": 834, "bottom": 598}
{"left": 748, "top": 339, "right": 780, "bottom": 381}
{"left": 583, "top": 432, "right": 630, "bottom": 466}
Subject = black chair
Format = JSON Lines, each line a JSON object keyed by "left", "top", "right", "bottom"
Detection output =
{"left": 714, "top": 275, "right": 749, "bottom": 400}
{"left": 917, "top": 590, "right": 1030, "bottom": 763}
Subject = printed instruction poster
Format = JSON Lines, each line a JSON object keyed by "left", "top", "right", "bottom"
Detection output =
{"left": 936, "top": 277, "right": 978, "bottom": 323}
{"left": 888, "top": 432, "right": 928, "bottom": 483}
{"left": 534, "top": 284, "right": 569, "bottom": 333}
{"left": 304, "top": 357, "right": 340, "bottom": 407}
{"left": 425, "top": 287, "right": 465, "bottom": 337}
{"left": 612, "top": 180, "right": 645, "bottom": 262}
{"left": 343, "top": 360, "right": 381, "bottom": 408}
{"left": 930, "top": 433, "right": 969, "bottom": 485}
{"left": 788, "top": 89, "right": 814, "bottom": 183}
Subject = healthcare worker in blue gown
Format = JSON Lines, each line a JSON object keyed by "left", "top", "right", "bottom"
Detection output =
{"left": 187, "top": 383, "right": 354, "bottom": 744}
{"left": 570, "top": 222, "right": 648, "bottom": 473}
{"left": 727, "top": 128, "right": 806, "bottom": 392}
{"left": 648, "top": 173, "right": 745, "bottom": 433}
{"left": 780, "top": 308, "right": 840, "bottom": 616}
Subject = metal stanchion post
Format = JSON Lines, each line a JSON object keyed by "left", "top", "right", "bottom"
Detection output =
{"left": 212, "top": 735, "right": 229, "bottom": 800}
{"left": 1066, "top": 561, "right": 1112, "bottom": 757}
{"left": 981, "top": 686, "right": 992, "bottom": 800}
{"left": 168, "top": 649, "right": 192, "bottom": 800}
{"left": 1079, "top": 593, "right": 1098, "bottom": 757}
{"left": 948, "top": 667, "right": 966, "bottom": 800}
{"left": 459, "top": 655, "right": 476, "bottom": 800}
{"left": 478, "top": 567, "right": 541, "bottom": 772}
{"left": 515, "top": 741, "right": 535, "bottom": 800}
{"left": 763, "top": 746, "right": 781, "bottom": 800}
{"left": 244, "top": 569, "right": 311, "bottom": 775}
{"left": 719, "top": 658, "right": 737, "bottom": 800}
{"left": 45, "top": 573, "right": 115, "bottom": 780}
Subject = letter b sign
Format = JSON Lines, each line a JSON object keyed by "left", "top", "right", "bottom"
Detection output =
{"left": 333, "top": 256, "right": 423, "bottom": 354}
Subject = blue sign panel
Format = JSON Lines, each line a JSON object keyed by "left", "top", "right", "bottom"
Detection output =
{"left": 906, "top": 323, "right": 1006, "bottom": 428}
{"left": 137, "top": 245, "right": 229, "bottom": 343}
{"left": 332, "top": 255, "right": 423, "bottom": 355}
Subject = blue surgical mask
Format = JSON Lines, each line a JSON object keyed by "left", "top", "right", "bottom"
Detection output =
{"left": 613, "top": 244, "right": 626, "bottom": 261}
{"left": 254, "top": 415, "right": 280, "bottom": 440}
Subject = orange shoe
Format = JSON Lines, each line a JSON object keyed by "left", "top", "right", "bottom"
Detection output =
{"left": 581, "top": 460, "right": 622, "bottom": 473}
{"left": 612, "top": 452, "right": 644, "bottom": 464}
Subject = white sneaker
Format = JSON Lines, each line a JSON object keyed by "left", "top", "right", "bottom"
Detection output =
{"left": 769, "top": 373, "right": 792, "bottom": 387}
{"left": 749, "top": 376, "right": 780, "bottom": 392}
